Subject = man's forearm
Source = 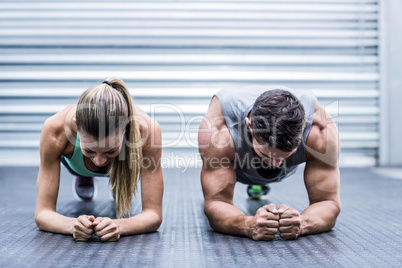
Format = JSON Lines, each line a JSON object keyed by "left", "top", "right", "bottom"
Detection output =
{"left": 205, "top": 200, "right": 253, "bottom": 237}
{"left": 300, "top": 200, "right": 341, "bottom": 236}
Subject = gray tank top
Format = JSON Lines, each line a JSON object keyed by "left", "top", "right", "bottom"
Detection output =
{"left": 214, "top": 85, "right": 316, "bottom": 185}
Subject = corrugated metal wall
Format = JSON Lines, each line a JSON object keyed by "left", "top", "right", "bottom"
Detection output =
{"left": 0, "top": 0, "right": 379, "bottom": 167}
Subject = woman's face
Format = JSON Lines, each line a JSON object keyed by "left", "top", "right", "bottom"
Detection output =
{"left": 80, "top": 132, "right": 125, "bottom": 167}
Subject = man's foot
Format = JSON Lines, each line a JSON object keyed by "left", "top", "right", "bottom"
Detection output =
{"left": 73, "top": 176, "right": 96, "bottom": 201}
{"left": 247, "top": 185, "right": 270, "bottom": 200}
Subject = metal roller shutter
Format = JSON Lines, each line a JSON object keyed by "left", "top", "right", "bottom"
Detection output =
{"left": 0, "top": 0, "right": 379, "bottom": 167}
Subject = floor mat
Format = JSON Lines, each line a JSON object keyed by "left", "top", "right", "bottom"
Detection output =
{"left": 0, "top": 166, "right": 401, "bottom": 267}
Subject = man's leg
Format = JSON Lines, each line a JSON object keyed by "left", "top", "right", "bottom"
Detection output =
{"left": 235, "top": 169, "right": 271, "bottom": 200}
{"left": 247, "top": 185, "right": 270, "bottom": 200}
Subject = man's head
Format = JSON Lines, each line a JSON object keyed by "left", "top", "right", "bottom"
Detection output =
{"left": 247, "top": 89, "right": 306, "bottom": 154}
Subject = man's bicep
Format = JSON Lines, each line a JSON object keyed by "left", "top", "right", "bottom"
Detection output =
{"left": 201, "top": 166, "right": 237, "bottom": 205}
{"left": 304, "top": 160, "right": 340, "bottom": 205}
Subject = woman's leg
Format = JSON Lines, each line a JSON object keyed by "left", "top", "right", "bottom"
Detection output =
{"left": 61, "top": 156, "right": 95, "bottom": 201}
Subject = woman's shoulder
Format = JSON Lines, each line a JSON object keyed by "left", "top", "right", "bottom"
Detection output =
{"left": 134, "top": 106, "right": 161, "bottom": 152}
{"left": 135, "top": 105, "right": 160, "bottom": 130}
{"left": 41, "top": 105, "right": 76, "bottom": 155}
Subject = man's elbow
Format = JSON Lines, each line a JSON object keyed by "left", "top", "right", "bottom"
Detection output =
{"left": 328, "top": 200, "right": 342, "bottom": 230}
{"left": 203, "top": 201, "right": 214, "bottom": 220}
{"left": 203, "top": 202, "right": 221, "bottom": 232}
{"left": 334, "top": 199, "right": 341, "bottom": 218}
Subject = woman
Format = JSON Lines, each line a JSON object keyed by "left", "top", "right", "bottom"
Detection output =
{"left": 35, "top": 77, "right": 163, "bottom": 242}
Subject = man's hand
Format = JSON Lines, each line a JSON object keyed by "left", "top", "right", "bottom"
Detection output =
{"left": 72, "top": 215, "right": 95, "bottom": 242}
{"left": 278, "top": 204, "right": 302, "bottom": 240}
{"left": 247, "top": 203, "right": 279, "bottom": 241}
{"left": 93, "top": 217, "right": 120, "bottom": 242}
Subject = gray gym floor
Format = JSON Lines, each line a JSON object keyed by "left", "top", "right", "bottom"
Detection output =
{"left": 0, "top": 166, "right": 402, "bottom": 268}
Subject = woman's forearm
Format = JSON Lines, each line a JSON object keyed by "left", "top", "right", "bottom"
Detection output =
{"left": 113, "top": 210, "right": 162, "bottom": 236}
{"left": 35, "top": 210, "right": 76, "bottom": 235}
{"left": 36, "top": 209, "right": 163, "bottom": 237}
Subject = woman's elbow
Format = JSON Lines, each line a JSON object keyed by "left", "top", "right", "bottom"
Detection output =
{"left": 146, "top": 211, "right": 162, "bottom": 233}
{"left": 34, "top": 212, "right": 45, "bottom": 231}
{"left": 150, "top": 214, "right": 163, "bottom": 232}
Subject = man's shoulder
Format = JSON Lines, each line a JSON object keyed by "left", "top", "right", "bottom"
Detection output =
{"left": 199, "top": 97, "right": 236, "bottom": 162}
{"left": 305, "top": 119, "right": 339, "bottom": 167}
{"left": 198, "top": 125, "right": 236, "bottom": 163}
{"left": 201, "top": 96, "right": 230, "bottom": 135}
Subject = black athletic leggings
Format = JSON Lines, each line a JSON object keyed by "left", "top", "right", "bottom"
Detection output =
{"left": 60, "top": 156, "right": 88, "bottom": 177}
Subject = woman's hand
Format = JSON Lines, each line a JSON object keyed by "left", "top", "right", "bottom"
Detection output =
{"left": 93, "top": 217, "right": 121, "bottom": 242}
{"left": 72, "top": 215, "right": 95, "bottom": 241}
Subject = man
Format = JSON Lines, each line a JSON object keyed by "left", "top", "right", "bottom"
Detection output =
{"left": 198, "top": 85, "right": 341, "bottom": 240}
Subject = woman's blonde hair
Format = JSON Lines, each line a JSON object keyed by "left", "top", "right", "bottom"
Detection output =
{"left": 76, "top": 77, "right": 142, "bottom": 218}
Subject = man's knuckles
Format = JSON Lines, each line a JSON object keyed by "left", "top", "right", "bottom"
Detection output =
{"left": 256, "top": 218, "right": 268, "bottom": 227}
{"left": 280, "top": 232, "right": 299, "bottom": 240}
{"left": 279, "top": 218, "right": 301, "bottom": 226}
{"left": 267, "top": 220, "right": 279, "bottom": 228}
{"left": 256, "top": 208, "right": 270, "bottom": 217}
{"left": 280, "top": 209, "right": 300, "bottom": 218}
{"left": 263, "top": 204, "right": 277, "bottom": 212}
{"left": 268, "top": 214, "right": 280, "bottom": 221}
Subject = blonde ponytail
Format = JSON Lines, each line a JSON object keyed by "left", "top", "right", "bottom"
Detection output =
{"left": 106, "top": 77, "right": 142, "bottom": 218}
{"left": 76, "top": 77, "right": 142, "bottom": 218}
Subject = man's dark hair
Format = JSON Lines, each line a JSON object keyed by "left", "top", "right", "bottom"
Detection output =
{"left": 250, "top": 89, "right": 306, "bottom": 152}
